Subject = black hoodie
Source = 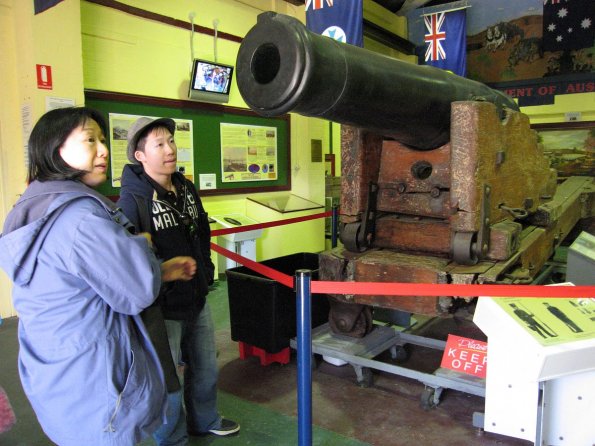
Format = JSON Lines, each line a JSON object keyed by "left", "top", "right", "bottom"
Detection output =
{"left": 118, "top": 164, "right": 214, "bottom": 320}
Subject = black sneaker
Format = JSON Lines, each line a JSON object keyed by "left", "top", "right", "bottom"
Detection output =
{"left": 205, "top": 419, "right": 240, "bottom": 436}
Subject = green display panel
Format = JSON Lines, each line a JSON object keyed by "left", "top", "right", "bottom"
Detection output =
{"left": 85, "top": 90, "right": 291, "bottom": 198}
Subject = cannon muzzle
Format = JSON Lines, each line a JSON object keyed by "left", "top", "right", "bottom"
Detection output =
{"left": 236, "top": 12, "right": 519, "bottom": 150}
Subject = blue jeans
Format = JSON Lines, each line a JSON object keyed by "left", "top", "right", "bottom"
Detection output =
{"left": 152, "top": 390, "right": 187, "bottom": 446}
{"left": 164, "top": 302, "right": 222, "bottom": 433}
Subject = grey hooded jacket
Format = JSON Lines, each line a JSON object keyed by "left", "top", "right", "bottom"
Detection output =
{"left": 0, "top": 180, "right": 167, "bottom": 446}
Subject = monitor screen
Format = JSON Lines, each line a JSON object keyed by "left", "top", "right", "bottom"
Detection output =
{"left": 188, "top": 59, "right": 234, "bottom": 103}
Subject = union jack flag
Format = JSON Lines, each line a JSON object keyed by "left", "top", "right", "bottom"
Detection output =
{"left": 424, "top": 12, "right": 446, "bottom": 61}
{"left": 413, "top": 7, "right": 466, "bottom": 76}
{"left": 305, "top": 0, "right": 333, "bottom": 11}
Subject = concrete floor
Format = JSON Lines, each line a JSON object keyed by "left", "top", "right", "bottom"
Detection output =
{"left": 0, "top": 281, "right": 532, "bottom": 446}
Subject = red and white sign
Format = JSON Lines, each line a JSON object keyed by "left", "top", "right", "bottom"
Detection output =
{"left": 440, "top": 334, "right": 487, "bottom": 378}
{"left": 36, "top": 64, "right": 53, "bottom": 90}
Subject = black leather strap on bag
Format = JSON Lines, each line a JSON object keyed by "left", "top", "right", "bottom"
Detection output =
{"left": 140, "top": 306, "right": 181, "bottom": 393}
{"left": 132, "top": 193, "right": 151, "bottom": 234}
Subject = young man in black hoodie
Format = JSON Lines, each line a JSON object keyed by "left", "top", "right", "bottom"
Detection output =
{"left": 118, "top": 117, "right": 240, "bottom": 440}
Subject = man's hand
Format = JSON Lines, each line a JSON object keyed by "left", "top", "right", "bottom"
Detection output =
{"left": 161, "top": 256, "right": 197, "bottom": 282}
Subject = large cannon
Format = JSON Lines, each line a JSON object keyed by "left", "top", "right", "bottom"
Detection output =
{"left": 236, "top": 12, "right": 593, "bottom": 334}
{"left": 236, "top": 12, "right": 518, "bottom": 151}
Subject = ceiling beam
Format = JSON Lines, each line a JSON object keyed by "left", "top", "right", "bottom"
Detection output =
{"left": 397, "top": 0, "right": 434, "bottom": 16}
{"left": 363, "top": 18, "right": 416, "bottom": 55}
{"left": 372, "top": 0, "right": 406, "bottom": 13}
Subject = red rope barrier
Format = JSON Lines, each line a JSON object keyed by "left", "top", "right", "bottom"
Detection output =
{"left": 211, "top": 211, "right": 331, "bottom": 237}
{"left": 311, "top": 280, "right": 595, "bottom": 298}
{"left": 209, "top": 211, "right": 595, "bottom": 299}
{"left": 210, "top": 242, "right": 293, "bottom": 288}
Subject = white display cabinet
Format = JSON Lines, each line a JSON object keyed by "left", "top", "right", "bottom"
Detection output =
{"left": 474, "top": 294, "right": 595, "bottom": 445}
{"left": 212, "top": 213, "right": 263, "bottom": 272}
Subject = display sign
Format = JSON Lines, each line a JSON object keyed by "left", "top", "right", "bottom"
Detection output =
{"left": 440, "top": 334, "right": 487, "bottom": 378}
{"left": 220, "top": 123, "right": 277, "bottom": 182}
{"left": 493, "top": 297, "right": 595, "bottom": 346}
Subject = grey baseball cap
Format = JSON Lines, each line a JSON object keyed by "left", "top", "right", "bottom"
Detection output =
{"left": 126, "top": 117, "right": 176, "bottom": 164}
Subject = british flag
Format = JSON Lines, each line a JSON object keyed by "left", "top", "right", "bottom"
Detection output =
{"left": 305, "top": 0, "right": 333, "bottom": 11}
{"left": 424, "top": 12, "right": 446, "bottom": 61}
{"left": 414, "top": 7, "right": 466, "bottom": 77}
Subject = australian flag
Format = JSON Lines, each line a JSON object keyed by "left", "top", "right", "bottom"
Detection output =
{"left": 422, "top": 7, "right": 467, "bottom": 77}
{"left": 542, "top": 0, "right": 595, "bottom": 52}
{"left": 306, "top": 0, "right": 363, "bottom": 47}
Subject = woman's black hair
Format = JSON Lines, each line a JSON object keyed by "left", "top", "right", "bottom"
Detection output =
{"left": 27, "top": 107, "right": 108, "bottom": 183}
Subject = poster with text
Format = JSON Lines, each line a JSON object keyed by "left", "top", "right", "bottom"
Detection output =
{"left": 109, "top": 114, "right": 194, "bottom": 187}
{"left": 220, "top": 123, "right": 277, "bottom": 183}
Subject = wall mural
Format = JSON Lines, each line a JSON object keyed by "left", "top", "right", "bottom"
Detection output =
{"left": 408, "top": 0, "right": 594, "bottom": 106}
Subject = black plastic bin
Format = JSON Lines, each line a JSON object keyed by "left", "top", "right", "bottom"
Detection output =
{"left": 226, "top": 253, "right": 330, "bottom": 353}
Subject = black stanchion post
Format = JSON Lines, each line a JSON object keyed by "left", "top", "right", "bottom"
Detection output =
{"left": 331, "top": 203, "right": 339, "bottom": 248}
{"left": 295, "top": 269, "right": 312, "bottom": 446}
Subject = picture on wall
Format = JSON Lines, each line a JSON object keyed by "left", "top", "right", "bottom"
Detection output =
{"left": 220, "top": 123, "right": 278, "bottom": 183}
{"left": 109, "top": 113, "right": 194, "bottom": 187}
{"left": 532, "top": 121, "right": 595, "bottom": 178}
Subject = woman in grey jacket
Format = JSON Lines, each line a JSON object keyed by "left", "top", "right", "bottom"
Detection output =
{"left": 0, "top": 107, "right": 196, "bottom": 446}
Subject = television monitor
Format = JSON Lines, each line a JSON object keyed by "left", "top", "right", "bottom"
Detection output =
{"left": 188, "top": 59, "right": 234, "bottom": 103}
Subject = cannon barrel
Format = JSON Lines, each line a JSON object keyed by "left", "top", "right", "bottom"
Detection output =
{"left": 236, "top": 12, "right": 519, "bottom": 150}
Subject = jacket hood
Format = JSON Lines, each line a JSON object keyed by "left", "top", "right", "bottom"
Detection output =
{"left": 0, "top": 180, "right": 119, "bottom": 286}
{"left": 120, "top": 164, "right": 187, "bottom": 199}
{"left": 120, "top": 164, "right": 154, "bottom": 198}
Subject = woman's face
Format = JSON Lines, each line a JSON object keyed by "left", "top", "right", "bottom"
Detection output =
{"left": 59, "top": 119, "right": 109, "bottom": 187}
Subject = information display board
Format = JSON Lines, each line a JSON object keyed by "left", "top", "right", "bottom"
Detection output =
{"left": 85, "top": 90, "right": 290, "bottom": 197}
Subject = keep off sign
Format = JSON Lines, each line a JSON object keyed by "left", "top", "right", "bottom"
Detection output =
{"left": 440, "top": 334, "right": 487, "bottom": 378}
{"left": 36, "top": 64, "right": 53, "bottom": 90}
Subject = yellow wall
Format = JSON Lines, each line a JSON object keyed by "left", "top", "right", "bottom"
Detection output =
{"left": 0, "top": 0, "right": 84, "bottom": 317}
{"left": 522, "top": 93, "right": 595, "bottom": 124}
{"left": 0, "top": 0, "right": 20, "bottom": 318}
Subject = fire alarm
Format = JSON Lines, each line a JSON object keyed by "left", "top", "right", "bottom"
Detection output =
{"left": 36, "top": 64, "right": 53, "bottom": 90}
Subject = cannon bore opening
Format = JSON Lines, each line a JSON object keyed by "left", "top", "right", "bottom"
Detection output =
{"left": 252, "top": 43, "right": 281, "bottom": 85}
